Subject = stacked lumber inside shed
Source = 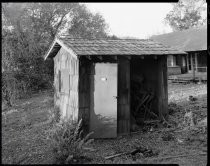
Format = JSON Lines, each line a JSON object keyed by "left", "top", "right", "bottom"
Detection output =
{"left": 131, "top": 74, "right": 158, "bottom": 130}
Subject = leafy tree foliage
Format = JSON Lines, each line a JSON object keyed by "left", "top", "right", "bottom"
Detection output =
{"left": 2, "top": 3, "right": 111, "bottom": 106}
{"left": 68, "top": 4, "right": 109, "bottom": 38}
{"left": 164, "top": 0, "right": 207, "bottom": 31}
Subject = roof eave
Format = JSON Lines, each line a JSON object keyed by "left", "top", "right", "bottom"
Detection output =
{"left": 44, "top": 39, "right": 58, "bottom": 60}
{"left": 44, "top": 38, "right": 78, "bottom": 60}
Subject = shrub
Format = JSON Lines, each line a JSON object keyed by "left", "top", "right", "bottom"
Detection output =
{"left": 48, "top": 119, "right": 94, "bottom": 164}
{"left": 168, "top": 102, "right": 183, "bottom": 115}
{"left": 2, "top": 72, "right": 18, "bottom": 106}
{"left": 48, "top": 106, "right": 61, "bottom": 124}
{"left": 2, "top": 71, "right": 52, "bottom": 107}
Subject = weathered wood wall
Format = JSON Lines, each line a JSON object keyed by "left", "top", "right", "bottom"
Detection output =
{"left": 118, "top": 57, "right": 130, "bottom": 135}
{"left": 78, "top": 58, "right": 93, "bottom": 133}
{"left": 54, "top": 47, "right": 79, "bottom": 122}
{"left": 157, "top": 55, "right": 168, "bottom": 119}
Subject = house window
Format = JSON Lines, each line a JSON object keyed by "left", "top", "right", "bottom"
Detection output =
{"left": 182, "top": 56, "right": 186, "bottom": 66}
{"left": 167, "top": 55, "right": 176, "bottom": 67}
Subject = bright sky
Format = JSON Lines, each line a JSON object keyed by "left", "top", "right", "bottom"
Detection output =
{"left": 84, "top": 3, "right": 174, "bottom": 39}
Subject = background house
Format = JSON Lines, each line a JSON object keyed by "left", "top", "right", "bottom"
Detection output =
{"left": 45, "top": 36, "right": 186, "bottom": 138}
{"left": 151, "top": 26, "right": 207, "bottom": 75}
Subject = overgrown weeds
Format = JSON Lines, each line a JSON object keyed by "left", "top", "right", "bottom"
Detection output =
{"left": 48, "top": 119, "right": 94, "bottom": 164}
{"left": 2, "top": 71, "right": 53, "bottom": 108}
{"left": 168, "top": 102, "right": 183, "bottom": 115}
{"left": 48, "top": 106, "right": 61, "bottom": 124}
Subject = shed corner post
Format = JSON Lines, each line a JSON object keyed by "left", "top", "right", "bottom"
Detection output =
{"left": 78, "top": 58, "right": 92, "bottom": 135}
{"left": 117, "top": 56, "right": 131, "bottom": 135}
{"left": 157, "top": 55, "right": 168, "bottom": 121}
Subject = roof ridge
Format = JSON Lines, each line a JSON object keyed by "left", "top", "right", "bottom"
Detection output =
{"left": 58, "top": 36, "right": 153, "bottom": 41}
{"left": 151, "top": 25, "right": 207, "bottom": 38}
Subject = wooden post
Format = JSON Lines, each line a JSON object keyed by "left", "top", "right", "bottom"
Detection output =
{"left": 162, "top": 55, "right": 168, "bottom": 119}
{"left": 193, "top": 65, "right": 195, "bottom": 81}
{"left": 78, "top": 59, "right": 91, "bottom": 134}
{"left": 186, "top": 54, "right": 189, "bottom": 72}
{"left": 157, "top": 55, "right": 168, "bottom": 120}
{"left": 192, "top": 53, "right": 195, "bottom": 82}
{"left": 117, "top": 57, "right": 130, "bottom": 135}
{"left": 195, "top": 53, "right": 198, "bottom": 72}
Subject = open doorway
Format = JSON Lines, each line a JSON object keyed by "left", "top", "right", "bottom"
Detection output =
{"left": 130, "top": 57, "right": 159, "bottom": 132}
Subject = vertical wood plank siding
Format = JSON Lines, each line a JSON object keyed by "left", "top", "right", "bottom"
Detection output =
{"left": 117, "top": 57, "right": 130, "bottom": 135}
{"left": 157, "top": 55, "right": 168, "bottom": 120}
{"left": 163, "top": 55, "right": 168, "bottom": 119}
{"left": 54, "top": 47, "right": 79, "bottom": 123}
{"left": 78, "top": 59, "right": 92, "bottom": 133}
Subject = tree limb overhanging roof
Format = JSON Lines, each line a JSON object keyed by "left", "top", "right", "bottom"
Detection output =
{"left": 151, "top": 26, "right": 207, "bottom": 52}
{"left": 44, "top": 35, "right": 186, "bottom": 60}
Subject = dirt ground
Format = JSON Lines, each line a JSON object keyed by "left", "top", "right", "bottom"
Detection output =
{"left": 1, "top": 83, "right": 207, "bottom": 165}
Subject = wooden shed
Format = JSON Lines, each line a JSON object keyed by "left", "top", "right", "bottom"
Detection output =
{"left": 44, "top": 36, "right": 186, "bottom": 138}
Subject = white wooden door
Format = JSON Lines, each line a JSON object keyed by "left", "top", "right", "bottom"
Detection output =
{"left": 89, "top": 63, "right": 118, "bottom": 138}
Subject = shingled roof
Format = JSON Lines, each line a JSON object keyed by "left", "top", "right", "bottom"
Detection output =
{"left": 44, "top": 35, "right": 186, "bottom": 59}
{"left": 151, "top": 26, "right": 207, "bottom": 52}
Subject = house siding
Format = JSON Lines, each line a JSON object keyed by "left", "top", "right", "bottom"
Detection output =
{"left": 168, "top": 66, "right": 181, "bottom": 75}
